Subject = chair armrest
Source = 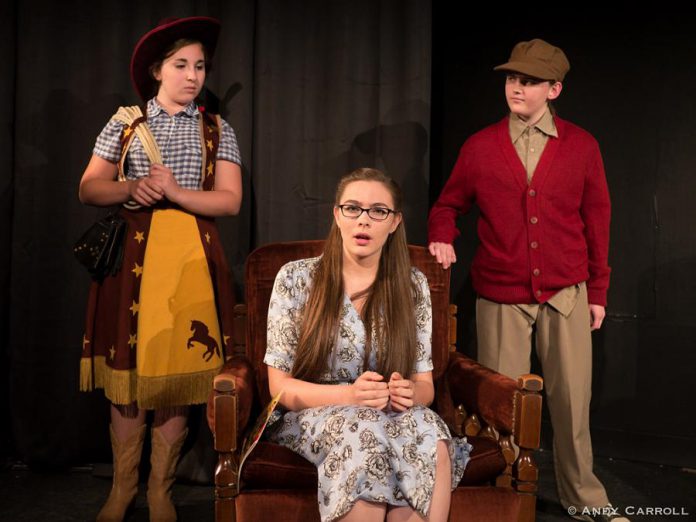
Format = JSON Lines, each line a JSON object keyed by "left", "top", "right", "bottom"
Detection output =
{"left": 447, "top": 351, "right": 519, "bottom": 434}
{"left": 447, "top": 352, "right": 543, "bottom": 441}
{"left": 207, "top": 355, "right": 257, "bottom": 449}
{"left": 447, "top": 351, "right": 544, "bottom": 517}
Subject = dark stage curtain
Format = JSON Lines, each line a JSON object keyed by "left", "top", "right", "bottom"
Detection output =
{"left": 5, "top": 0, "right": 431, "bottom": 468}
{"left": 0, "top": 0, "right": 17, "bottom": 463}
{"left": 251, "top": 1, "right": 431, "bottom": 245}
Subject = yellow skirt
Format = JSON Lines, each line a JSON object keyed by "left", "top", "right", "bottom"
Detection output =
{"left": 80, "top": 207, "right": 229, "bottom": 409}
{"left": 135, "top": 209, "right": 223, "bottom": 407}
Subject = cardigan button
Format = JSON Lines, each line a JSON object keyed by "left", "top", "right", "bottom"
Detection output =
{"left": 531, "top": 241, "right": 538, "bottom": 249}
{"left": 529, "top": 189, "right": 536, "bottom": 197}
{"left": 535, "top": 290, "right": 542, "bottom": 297}
{"left": 530, "top": 216, "right": 538, "bottom": 224}
{"left": 533, "top": 268, "right": 540, "bottom": 276}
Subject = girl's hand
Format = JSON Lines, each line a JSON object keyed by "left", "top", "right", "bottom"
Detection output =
{"left": 351, "top": 371, "right": 389, "bottom": 409}
{"left": 148, "top": 163, "right": 182, "bottom": 202}
{"left": 388, "top": 372, "right": 415, "bottom": 412}
{"left": 128, "top": 177, "right": 164, "bottom": 206}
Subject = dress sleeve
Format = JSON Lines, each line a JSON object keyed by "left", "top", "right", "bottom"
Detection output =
{"left": 216, "top": 119, "right": 242, "bottom": 166}
{"left": 264, "top": 262, "right": 303, "bottom": 373}
{"left": 92, "top": 119, "right": 126, "bottom": 163}
{"left": 411, "top": 268, "right": 434, "bottom": 374}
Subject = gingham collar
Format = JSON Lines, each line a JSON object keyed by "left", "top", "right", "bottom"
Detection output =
{"left": 147, "top": 97, "right": 199, "bottom": 118}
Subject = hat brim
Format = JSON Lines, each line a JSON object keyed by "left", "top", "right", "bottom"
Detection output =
{"left": 130, "top": 17, "right": 220, "bottom": 101}
{"left": 493, "top": 61, "right": 557, "bottom": 82}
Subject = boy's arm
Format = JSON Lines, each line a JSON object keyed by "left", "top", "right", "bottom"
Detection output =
{"left": 580, "top": 142, "right": 611, "bottom": 308}
{"left": 427, "top": 141, "right": 476, "bottom": 264}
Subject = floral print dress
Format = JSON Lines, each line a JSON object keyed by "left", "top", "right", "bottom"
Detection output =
{"left": 263, "top": 257, "right": 472, "bottom": 522}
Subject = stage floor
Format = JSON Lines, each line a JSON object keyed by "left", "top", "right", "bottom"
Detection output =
{"left": 0, "top": 448, "right": 694, "bottom": 521}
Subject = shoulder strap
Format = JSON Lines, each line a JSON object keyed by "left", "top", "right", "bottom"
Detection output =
{"left": 199, "top": 109, "right": 221, "bottom": 191}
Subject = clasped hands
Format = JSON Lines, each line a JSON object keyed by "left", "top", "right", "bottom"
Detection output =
{"left": 128, "top": 164, "right": 181, "bottom": 206}
{"left": 351, "top": 371, "right": 414, "bottom": 412}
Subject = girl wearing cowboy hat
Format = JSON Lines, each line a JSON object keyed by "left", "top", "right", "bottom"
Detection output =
{"left": 78, "top": 17, "right": 242, "bottom": 521}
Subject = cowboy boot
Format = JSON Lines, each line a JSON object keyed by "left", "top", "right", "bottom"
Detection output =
{"left": 96, "top": 423, "right": 146, "bottom": 521}
{"left": 147, "top": 427, "right": 188, "bottom": 522}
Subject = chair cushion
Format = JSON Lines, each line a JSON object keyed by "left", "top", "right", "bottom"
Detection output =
{"left": 234, "top": 487, "right": 519, "bottom": 522}
{"left": 236, "top": 490, "right": 321, "bottom": 522}
{"left": 240, "top": 435, "right": 506, "bottom": 491}
{"left": 450, "top": 486, "right": 521, "bottom": 521}
{"left": 241, "top": 442, "right": 317, "bottom": 490}
{"left": 458, "top": 435, "right": 508, "bottom": 486}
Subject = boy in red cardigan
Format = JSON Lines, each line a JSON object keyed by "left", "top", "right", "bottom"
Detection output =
{"left": 428, "top": 40, "right": 626, "bottom": 522}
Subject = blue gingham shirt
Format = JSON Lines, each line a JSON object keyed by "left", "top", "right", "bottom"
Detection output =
{"left": 93, "top": 98, "right": 242, "bottom": 190}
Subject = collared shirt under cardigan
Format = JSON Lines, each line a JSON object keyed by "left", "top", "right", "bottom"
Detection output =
{"left": 93, "top": 98, "right": 242, "bottom": 190}
{"left": 509, "top": 110, "right": 578, "bottom": 315}
{"left": 509, "top": 109, "right": 557, "bottom": 183}
{"left": 428, "top": 114, "right": 611, "bottom": 306}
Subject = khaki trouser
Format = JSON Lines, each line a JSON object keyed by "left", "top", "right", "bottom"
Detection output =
{"left": 476, "top": 283, "right": 609, "bottom": 510}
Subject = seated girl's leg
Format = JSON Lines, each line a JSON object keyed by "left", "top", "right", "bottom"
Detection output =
{"left": 427, "top": 441, "right": 452, "bottom": 521}
{"left": 337, "top": 500, "right": 387, "bottom": 522}
{"left": 386, "top": 440, "right": 452, "bottom": 522}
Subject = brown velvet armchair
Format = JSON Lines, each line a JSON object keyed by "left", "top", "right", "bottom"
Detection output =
{"left": 208, "top": 241, "right": 543, "bottom": 522}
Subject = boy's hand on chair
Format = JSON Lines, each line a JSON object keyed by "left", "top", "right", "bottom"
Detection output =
{"left": 428, "top": 242, "right": 456, "bottom": 269}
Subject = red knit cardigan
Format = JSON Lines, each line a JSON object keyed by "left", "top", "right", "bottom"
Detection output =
{"left": 428, "top": 116, "right": 611, "bottom": 306}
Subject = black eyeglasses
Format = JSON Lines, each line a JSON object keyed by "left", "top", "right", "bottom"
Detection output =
{"left": 337, "top": 204, "right": 396, "bottom": 221}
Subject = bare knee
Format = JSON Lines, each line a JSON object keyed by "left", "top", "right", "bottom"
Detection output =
{"left": 112, "top": 401, "right": 141, "bottom": 419}
{"left": 338, "top": 500, "right": 387, "bottom": 521}
{"left": 153, "top": 405, "right": 189, "bottom": 427}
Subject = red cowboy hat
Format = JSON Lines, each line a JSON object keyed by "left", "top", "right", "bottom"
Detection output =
{"left": 130, "top": 16, "right": 220, "bottom": 101}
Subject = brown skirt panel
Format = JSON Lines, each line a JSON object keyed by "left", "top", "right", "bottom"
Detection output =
{"left": 195, "top": 217, "right": 237, "bottom": 358}
{"left": 80, "top": 206, "right": 236, "bottom": 407}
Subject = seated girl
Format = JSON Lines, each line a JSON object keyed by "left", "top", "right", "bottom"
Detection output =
{"left": 264, "top": 168, "right": 471, "bottom": 522}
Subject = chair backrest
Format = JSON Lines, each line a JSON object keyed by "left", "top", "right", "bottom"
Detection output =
{"left": 244, "top": 240, "right": 451, "bottom": 404}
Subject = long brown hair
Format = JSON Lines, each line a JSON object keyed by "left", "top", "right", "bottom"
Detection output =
{"left": 292, "top": 168, "right": 419, "bottom": 381}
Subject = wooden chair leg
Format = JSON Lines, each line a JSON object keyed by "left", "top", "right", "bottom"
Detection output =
{"left": 214, "top": 375, "right": 239, "bottom": 522}
{"left": 515, "top": 448, "right": 539, "bottom": 522}
{"left": 495, "top": 434, "right": 515, "bottom": 488}
{"left": 514, "top": 374, "right": 543, "bottom": 522}
{"left": 215, "top": 459, "right": 237, "bottom": 522}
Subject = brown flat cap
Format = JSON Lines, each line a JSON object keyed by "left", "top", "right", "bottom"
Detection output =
{"left": 494, "top": 39, "right": 570, "bottom": 82}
